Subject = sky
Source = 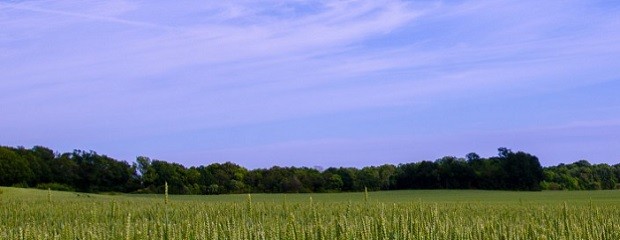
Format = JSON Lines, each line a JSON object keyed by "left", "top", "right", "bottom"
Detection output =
{"left": 1, "top": 0, "right": 620, "bottom": 169}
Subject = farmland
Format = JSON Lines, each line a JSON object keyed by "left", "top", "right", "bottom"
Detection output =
{"left": 1, "top": 187, "right": 619, "bottom": 239}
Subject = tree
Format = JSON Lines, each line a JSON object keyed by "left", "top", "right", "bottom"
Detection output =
{"left": 436, "top": 156, "right": 474, "bottom": 189}
{"left": 136, "top": 156, "right": 157, "bottom": 190}
{"left": 593, "top": 164, "right": 616, "bottom": 190}
{"left": 394, "top": 163, "right": 416, "bottom": 189}
{"left": 1, "top": 145, "right": 599, "bottom": 193}
{"left": 498, "top": 148, "right": 544, "bottom": 191}
{"left": 294, "top": 167, "right": 324, "bottom": 192}
{"left": 470, "top": 156, "right": 505, "bottom": 189}
{"left": 324, "top": 173, "right": 343, "bottom": 192}
{"left": 416, "top": 161, "right": 440, "bottom": 189}
{"left": 205, "top": 162, "right": 248, "bottom": 193}
{"left": 377, "top": 164, "right": 397, "bottom": 190}
{"left": 614, "top": 164, "right": 620, "bottom": 189}
{"left": 357, "top": 167, "right": 381, "bottom": 191}
{"left": 151, "top": 160, "right": 188, "bottom": 194}
{"left": 30, "top": 146, "right": 55, "bottom": 184}
{"left": 326, "top": 167, "right": 360, "bottom": 191}
{"left": 11, "top": 146, "right": 54, "bottom": 186}
{"left": 0, "top": 147, "right": 34, "bottom": 186}
{"left": 395, "top": 161, "right": 440, "bottom": 189}
{"left": 49, "top": 153, "right": 79, "bottom": 187}
{"left": 65, "top": 150, "right": 138, "bottom": 192}
{"left": 466, "top": 152, "right": 481, "bottom": 162}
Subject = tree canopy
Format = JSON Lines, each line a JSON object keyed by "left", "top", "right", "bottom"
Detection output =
{"left": 0, "top": 145, "right": 617, "bottom": 194}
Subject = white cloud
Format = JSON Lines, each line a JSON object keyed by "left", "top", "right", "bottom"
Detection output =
{"left": 1, "top": 0, "right": 620, "bottom": 166}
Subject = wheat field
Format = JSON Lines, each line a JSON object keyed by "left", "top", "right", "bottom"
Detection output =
{"left": 1, "top": 187, "right": 619, "bottom": 239}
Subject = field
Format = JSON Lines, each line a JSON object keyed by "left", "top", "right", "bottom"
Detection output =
{"left": 1, "top": 187, "right": 619, "bottom": 239}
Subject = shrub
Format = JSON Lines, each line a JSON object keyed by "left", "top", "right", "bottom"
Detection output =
{"left": 133, "top": 187, "right": 156, "bottom": 194}
{"left": 11, "top": 182, "right": 29, "bottom": 188}
{"left": 36, "top": 183, "right": 75, "bottom": 192}
{"left": 540, "top": 181, "right": 563, "bottom": 190}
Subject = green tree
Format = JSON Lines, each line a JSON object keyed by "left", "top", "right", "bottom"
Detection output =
{"left": 498, "top": 148, "right": 544, "bottom": 191}
{"left": 205, "top": 162, "right": 248, "bottom": 193}
{"left": 593, "top": 164, "right": 616, "bottom": 190}
{"left": 136, "top": 156, "right": 158, "bottom": 191}
{"left": 0, "top": 147, "right": 34, "bottom": 186}
{"left": 436, "top": 156, "right": 474, "bottom": 189}
{"left": 294, "top": 167, "right": 324, "bottom": 192}
{"left": 324, "top": 173, "right": 343, "bottom": 192}
{"left": 326, "top": 167, "right": 360, "bottom": 191}
{"left": 357, "top": 167, "right": 381, "bottom": 191}
{"left": 377, "top": 164, "right": 397, "bottom": 190}
{"left": 49, "top": 153, "right": 79, "bottom": 187}
{"left": 151, "top": 160, "right": 188, "bottom": 194}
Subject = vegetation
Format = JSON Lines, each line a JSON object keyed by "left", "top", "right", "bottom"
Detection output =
{"left": 542, "top": 160, "right": 620, "bottom": 190}
{"left": 1, "top": 187, "right": 619, "bottom": 239}
{"left": 0, "top": 145, "right": 618, "bottom": 194}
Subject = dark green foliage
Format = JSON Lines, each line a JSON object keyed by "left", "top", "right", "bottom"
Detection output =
{"left": 70, "top": 150, "right": 138, "bottom": 193}
{"left": 436, "top": 156, "right": 475, "bottom": 189}
{"left": 0, "top": 145, "right": 616, "bottom": 194}
{"left": 394, "top": 148, "right": 544, "bottom": 191}
{"left": 498, "top": 148, "right": 544, "bottom": 191}
{"left": 0, "top": 147, "right": 34, "bottom": 185}
{"left": 36, "top": 182, "right": 75, "bottom": 192}
{"left": 325, "top": 167, "right": 360, "bottom": 191}
{"left": 541, "top": 160, "right": 619, "bottom": 190}
{"left": 0, "top": 146, "right": 138, "bottom": 193}
{"left": 49, "top": 153, "right": 79, "bottom": 186}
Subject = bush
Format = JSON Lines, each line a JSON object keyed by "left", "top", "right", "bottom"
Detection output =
{"left": 36, "top": 183, "right": 75, "bottom": 192}
{"left": 11, "top": 182, "right": 29, "bottom": 188}
{"left": 100, "top": 192, "right": 122, "bottom": 195}
{"left": 540, "top": 181, "right": 562, "bottom": 190}
{"left": 133, "top": 188, "right": 155, "bottom": 194}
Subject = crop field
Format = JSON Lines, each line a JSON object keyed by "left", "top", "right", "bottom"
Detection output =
{"left": 1, "top": 187, "right": 619, "bottom": 239}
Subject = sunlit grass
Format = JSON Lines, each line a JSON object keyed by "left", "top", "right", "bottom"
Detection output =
{"left": 1, "top": 187, "right": 619, "bottom": 239}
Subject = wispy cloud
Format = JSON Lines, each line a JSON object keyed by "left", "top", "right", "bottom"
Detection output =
{"left": 1, "top": 0, "right": 423, "bottom": 123}
{"left": 1, "top": 0, "right": 619, "bottom": 166}
{"left": 2, "top": 1, "right": 159, "bottom": 28}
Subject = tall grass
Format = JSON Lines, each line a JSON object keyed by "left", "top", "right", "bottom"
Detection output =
{"left": 1, "top": 187, "right": 619, "bottom": 240}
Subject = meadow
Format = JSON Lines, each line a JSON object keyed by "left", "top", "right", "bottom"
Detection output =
{"left": 1, "top": 187, "right": 619, "bottom": 239}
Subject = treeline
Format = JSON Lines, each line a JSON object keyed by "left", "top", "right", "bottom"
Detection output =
{"left": 1, "top": 145, "right": 619, "bottom": 194}
{"left": 542, "top": 160, "right": 620, "bottom": 190}
{"left": 0, "top": 146, "right": 139, "bottom": 192}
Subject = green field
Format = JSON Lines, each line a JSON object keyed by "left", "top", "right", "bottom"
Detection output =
{"left": 1, "top": 187, "right": 619, "bottom": 239}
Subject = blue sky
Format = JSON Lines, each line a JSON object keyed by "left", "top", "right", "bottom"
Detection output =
{"left": 1, "top": 0, "right": 620, "bottom": 168}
